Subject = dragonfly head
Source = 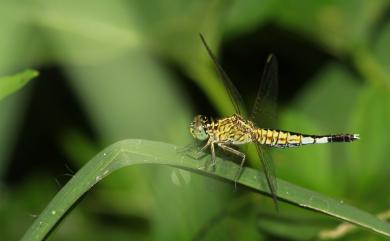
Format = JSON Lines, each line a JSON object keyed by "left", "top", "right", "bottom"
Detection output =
{"left": 190, "top": 115, "right": 209, "bottom": 141}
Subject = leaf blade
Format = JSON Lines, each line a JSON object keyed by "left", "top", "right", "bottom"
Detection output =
{"left": 0, "top": 69, "right": 38, "bottom": 101}
{"left": 20, "top": 139, "right": 390, "bottom": 241}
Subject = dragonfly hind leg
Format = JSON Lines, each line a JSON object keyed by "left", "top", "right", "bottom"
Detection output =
{"left": 217, "top": 143, "right": 246, "bottom": 188}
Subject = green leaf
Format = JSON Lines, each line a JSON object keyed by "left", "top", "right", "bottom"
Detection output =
{"left": 285, "top": 63, "right": 361, "bottom": 196}
{"left": 0, "top": 69, "right": 37, "bottom": 176}
{"left": 347, "top": 86, "right": 390, "bottom": 201}
{"left": 258, "top": 217, "right": 321, "bottom": 240}
{"left": 20, "top": 139, "right": 390, "bottom": 241}
{"left": 293, "top": 62, "right": 360, "bottom": 130}
{"left": 273, "top": 0, "right": 389, "bottom": 54}
{"left": 375, "top": 18, "right": 390, "bottom": 77}
{"left": 0, "top": 69, "right": 38, "bottom": 101}
{"left": 276, "top": 110, "right": 333, "bottom": 194}
{"left": 224, "top": 0, "right": 273, "bottom": 36}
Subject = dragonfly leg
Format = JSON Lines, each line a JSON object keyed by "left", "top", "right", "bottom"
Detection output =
{"left": 210, "top": 142, "right": 216, "bottom": 166}
{"left": 217, "top": 143, "right": 245, "bottom": 188}
{"left": 193, "top": 140, "right": 216, "bottom": 171}
{"left": 203, "top": 141, "right": 216, "bottom": 171}
{"left": 199, "top": 140, "right": 211, "bottom": 152}
{"left": 191, "top": 140, "right": 211, "bottom": 159}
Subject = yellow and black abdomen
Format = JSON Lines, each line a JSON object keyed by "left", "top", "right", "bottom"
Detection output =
{"left": 255, "top": 129, "right": 359, "bottom": 148}
{"left": 255, "top": 129, "right": 301, "bottom": 147}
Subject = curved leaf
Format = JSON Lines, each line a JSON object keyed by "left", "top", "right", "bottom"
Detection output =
{"left": 20, "top": 139, "right": 390, "bottom": 241}
{"left": 0, "top": 69, "right": 38, "bottom": 101}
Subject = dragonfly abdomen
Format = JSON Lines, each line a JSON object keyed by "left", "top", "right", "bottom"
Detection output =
{"left": 255, "top": 129, "right": 359, "bottom": 148}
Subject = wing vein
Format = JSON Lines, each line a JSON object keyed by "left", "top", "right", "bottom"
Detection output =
{"left": 199, "top": 33, "right": 247, "bottom": 116}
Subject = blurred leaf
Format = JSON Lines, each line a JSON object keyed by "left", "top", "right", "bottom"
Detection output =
{"left": 132, "top": 1, "right": 225, "bottom": 65}
{"left": 127, "top": 1, "right": 240, "bottom": 119}
{"left": 0, "top": 69, "right": 38, "bottom": 101}
{"left": 347, "top": 86, "right": 389, "bottom": 202}
{"left": 375, "top": 19, "right": 390, "bottom": 78}
{"left": 224, "top": 0, "right": 273, "bottom": 37}
{"left": 257, "top": 203, "right": 336, "bottom": 240}
{"left": 258, "top": 217, "right": 320, "bottom": 240}
{"left": 192, "top": 194, "right": 265, "bottom": 241}
{"left": 276, "top": 110, "right": 333, "bottom": 194}
{"left": 61, "top": 129, "right": 98, "bottom": 164}
{"left": 64, "top": 49, "right": 193, "bottom": 219}
{"left": 0, "top": 2, "right": 31, "bottom": 72}
{"left": 35, "top": 0, "right": 247, "bottom": 142}
{"left": 201, "top": 217, "right": 263, "bottom": 241}
{"left": 293, "top": 62, "right": 360, "bottom": 130}
{"left": 0, "top": 70, "right": 37, "bottom": 177}
{"left": 42, "top": 1, "right": 242, "bottom": 236}
{"left": 21, "top": 140, "right": 390, "bottom": 241}
{"left": 56, "top": 9, "right": 232, "bottom": 238}
{"left": 0, "top": 176, "right": 55, "bottom": 241}
{"left": 273, "top": 0, "right": 389, "bottom": 54}
{"left": 280, "top": 63, "right": 360, "bottom": 196}
{"left": 149, "top": 167, "right": 232, "bottom": 241}
{"left": 353, "top": 46, "right": 390, "bottom": 90}
{"left": 32, "top": 0, "right": 142, "bottom": 65}
{"left": 66, "top": 52, "right": 190, "bottom": 144}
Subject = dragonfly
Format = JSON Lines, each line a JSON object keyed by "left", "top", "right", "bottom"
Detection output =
{"left": 189, "top": 33, "right": 360, "bottom": 208}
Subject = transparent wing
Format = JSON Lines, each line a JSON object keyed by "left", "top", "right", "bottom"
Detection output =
{"left": 255, "top": 142, "right": 278, "bottom": 209}
{"left": 249, "top": 54, "right": 278, "bottom": 128}
{"left": 199, "top": 33, "right": 247, "bottom": 116}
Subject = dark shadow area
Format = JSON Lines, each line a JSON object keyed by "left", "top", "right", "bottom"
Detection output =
{"left": 5, "top": 67, "right": 96, "bottom": 186}
{"left": 171, "top": 23, "right": 332, "bottom": 127}
{"left": 222, "top": 23, "right": 332, "bottom": 107}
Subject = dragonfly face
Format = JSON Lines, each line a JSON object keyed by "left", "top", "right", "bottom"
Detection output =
{"left": 190, "top": 115, "right": 209, "bottom": 141}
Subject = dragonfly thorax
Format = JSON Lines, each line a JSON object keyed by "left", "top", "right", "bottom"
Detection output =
{"left": 190, "top": 115, "right": 209, "bottom": 141}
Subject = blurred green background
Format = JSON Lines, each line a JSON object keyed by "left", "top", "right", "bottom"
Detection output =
{"left": 0, "top": 0, "right": 389, "bottom": 240}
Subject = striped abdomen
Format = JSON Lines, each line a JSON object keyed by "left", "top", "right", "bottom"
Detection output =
{"left": 255, "top": 129, "right": 359, "bottom": 148}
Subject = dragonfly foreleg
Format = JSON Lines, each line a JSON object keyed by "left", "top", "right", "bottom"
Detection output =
{"left": 199, "top": 141, "right": 217, "bottom": 171}
{"left": 210, "top": 142, "right": 216, "bottom": 166}
{"left": 217, "top": 143, "right": 246, "bottom": 188}
{"left": 195, "top": 140, "right": 217, "bottom": 171}
{"left": 191, "top": 140, "right": 211, "bottom": 159}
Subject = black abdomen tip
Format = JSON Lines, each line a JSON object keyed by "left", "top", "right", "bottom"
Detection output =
{"left": 329, "top": 134, "right": 360, "bottom": 142}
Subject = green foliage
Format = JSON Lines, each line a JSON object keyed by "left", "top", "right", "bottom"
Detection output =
{"left": 0, "top": 0, "right": 389, "bottom": 240}
{"left": 0, "top": 69, "right": 38, "bottom": 101}
{"left": 0, "top": 69, "right": 38, "bottom": 176}
{"left": 20, "top": 140, "right": 390, "bottom": 241}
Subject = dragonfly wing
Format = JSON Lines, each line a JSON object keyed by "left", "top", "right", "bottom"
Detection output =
{"left": 199, "top": 33, "right": 247, "bottom": 116}
{"left": 249, "top": 54, "right": 278, "bottom": 128}
{"left": 255, "top": 142, "right": 278, "bottom": 209}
